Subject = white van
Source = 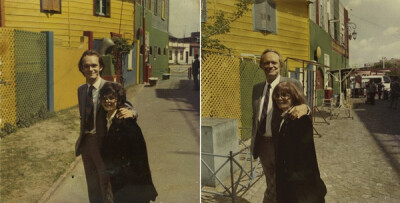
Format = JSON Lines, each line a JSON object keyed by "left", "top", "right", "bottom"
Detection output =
{"left": 361, "top": 75, "right": 391, "bottom": 91}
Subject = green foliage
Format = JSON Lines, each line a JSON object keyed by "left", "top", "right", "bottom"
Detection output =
{"left": 112, "top": 36, "right": 133, "bottom": 55}
{"left": 16, "top": 106, "right": 55, "bottom": 128}
{"left": 0, "top": 123, "right": 18, "bottom": 138}
{"left": 388, "top": 69, "right": 400, "bottom": 76}
{"left": 0, "top": 106, "right": 55, "bottom": 138}
{"left": 373, "top": 61, "right": 395, "bottom": 69}
{"left": 202, "top": 0, "right": 252, "bottom": 52}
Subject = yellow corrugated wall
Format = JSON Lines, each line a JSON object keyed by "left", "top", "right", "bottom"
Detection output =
{"left": 0, "top": 28, "right": 17, "bottom": 126}
{"left": 206, "top": 0, "right": 310, "bottom": 71}
{"left": 53, "top": 41, "right": 87, "bottom": 111}
{"left": 3, "top": 0, "right": 135, "bottom": 111}
{"left": 3, "top": 0, "right": 135, "bottom": 47}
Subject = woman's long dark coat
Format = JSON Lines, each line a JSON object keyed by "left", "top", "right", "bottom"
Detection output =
{"left": 275, "top": 115, "right": 327, "bottom": 203}
{"left": 101, "top": 117, "right": 157, "bottom": 202}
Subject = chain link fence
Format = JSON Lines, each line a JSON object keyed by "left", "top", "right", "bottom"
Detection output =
{"left": 201, "top": 51, "right": 266, "bottom": 139}
{"left": 0, "top": 28, "right": 17, "bottom": 126}
{"left": 0, "top": 28, "right": 47, "bottom": 128}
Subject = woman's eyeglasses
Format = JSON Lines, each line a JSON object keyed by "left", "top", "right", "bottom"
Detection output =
{"left": 273, "top": 92, "right": 291, "bottom": 100}
{"left": 102, "top": 95, "right": 116, "bottom": 101}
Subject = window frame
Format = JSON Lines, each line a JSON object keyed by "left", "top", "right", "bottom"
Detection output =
{"left": 161, "top": 0, "right": 166, "bottom": 20}
{"left": 40, "top": 0, "right": 62, "bottom": 14}
{"left": 154, "top": 0, "right": 158, "bottom": 16}
{"left": 252, "top": 0, "right": 277, "bottom": 34}
{"left": 94, "top": 0, "right": 111, "bottom": 17}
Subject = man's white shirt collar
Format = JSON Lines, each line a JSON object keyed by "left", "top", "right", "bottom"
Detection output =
{"left": 87, "top": 78, "right": 101, "bottom": 90}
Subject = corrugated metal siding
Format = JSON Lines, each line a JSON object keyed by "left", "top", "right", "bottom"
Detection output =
{"left": 206, "top": 0, "right": 310, "bottom": 70}
{"left": 4, "top": 0, "right": 135, "bottom": 47}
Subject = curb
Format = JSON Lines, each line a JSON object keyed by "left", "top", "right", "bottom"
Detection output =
{"left": 38, "top": 156, "right": 82, "bottom": 203}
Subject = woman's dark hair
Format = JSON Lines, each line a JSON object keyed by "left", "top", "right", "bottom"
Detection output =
{"left": 272, "top": 81, "right": 305, "bottom": 108}
{"left": 99, "top": 82, "right": 126, "bottom": 108}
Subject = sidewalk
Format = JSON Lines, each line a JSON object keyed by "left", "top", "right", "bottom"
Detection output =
{"left": 202, "top": 99, "right": 400, "bottom": 202}
{"left": 44, "top": 67, "right": 200, "bottom": 202}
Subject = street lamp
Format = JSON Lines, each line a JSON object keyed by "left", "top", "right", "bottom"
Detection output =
{"left": 347, "top": 22, "right": 357, "bottom": 40}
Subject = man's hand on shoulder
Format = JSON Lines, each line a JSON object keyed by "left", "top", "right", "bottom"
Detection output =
{"left": 288, "top": 104, "right": 309, "bottom": 120}
{"left": 116, "top": 107, "right": 136, "bottom": 119}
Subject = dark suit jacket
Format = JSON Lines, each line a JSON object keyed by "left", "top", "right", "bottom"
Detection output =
{"left": 251, "top": 76, "right": 303, "bottom": 159}
{"left": 75, "top": 78, "right": 136, "bottom": 156}
{"left": 100, "top": 117, "right": 158, "bottom": 202}
{"left": 275, "top": 115, "right": 326, "bottom": 203}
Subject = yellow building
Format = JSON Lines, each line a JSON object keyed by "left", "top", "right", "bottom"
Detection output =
{"left": 0, "top": 0, "right": 135, "bottom": 112}
{"left": 204, "top": 0, "right": 310, "bottom": 70}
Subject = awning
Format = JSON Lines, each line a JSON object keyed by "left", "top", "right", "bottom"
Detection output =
{"left": 284, "top": 57, "right": 331, "bottom": 69}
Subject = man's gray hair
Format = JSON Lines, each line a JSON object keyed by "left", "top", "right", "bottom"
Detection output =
{"left": 260, "top": 49, "right": 285, "bottom": 68}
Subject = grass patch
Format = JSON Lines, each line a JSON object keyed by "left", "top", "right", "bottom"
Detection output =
{"left": 0, "top": 106, "right": 79, "bottom": 202}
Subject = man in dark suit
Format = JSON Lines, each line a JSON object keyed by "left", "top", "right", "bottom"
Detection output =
{"left": 251, "top": 49, "right": 308, "bottom": 203}
{"left": 76, "top": 50, "right": 136, "bottom": 202}
{"left": 192, "top": 54, "right": 200, "bottom": 91}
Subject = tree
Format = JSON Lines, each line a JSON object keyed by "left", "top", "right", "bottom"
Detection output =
{"left": 201, "top": 0, "right": 252, "bottom": 52}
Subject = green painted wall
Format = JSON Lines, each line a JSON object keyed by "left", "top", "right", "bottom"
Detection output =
{"left": 135, "top": 4, "right": 169, "bottom": 82}
{"left": 309, "top": 22, "right": 331, "bottom": 105}
{"left": 148, "top": 27, "right": 169, "bottom": 78}
{"left": 309, "top": 21, "right": 349, "bottom": 104}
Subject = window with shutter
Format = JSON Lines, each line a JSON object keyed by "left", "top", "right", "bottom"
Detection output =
{"left": 41, "top": 0, "right": 61, "bottom": 13}
{"left": 154, "top": 0, "right": 158, "bottom": 16}
{"left": 161, "top": 0, "right": 166, "bottom": 20}
{"left": 148, "top": 0, "right": 152, "bottom": 10}
{"left": 253, "top": 0, "right": 277, "bottom": 34}
{"left": 94, "top": 0, "right": 110, "bottom": 17}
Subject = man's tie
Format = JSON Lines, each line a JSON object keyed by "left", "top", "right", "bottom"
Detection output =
{"left": 85, "top": 85, "right": 95, "bottom": 131}
{"left": 257, "top": 84, "right": 271, "bottom": 137}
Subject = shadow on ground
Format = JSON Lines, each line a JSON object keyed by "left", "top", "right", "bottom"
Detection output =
{"left": 351, "top": 99, "right": 400, "bottom": 177}
{"left": 154, "top": 78, "right": 200, "bottom": 144}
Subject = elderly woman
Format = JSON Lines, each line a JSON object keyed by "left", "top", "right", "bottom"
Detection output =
{"left": 99, "top": 82, "right": 157, "bottom": 202}
{"left": 272, "top": 82, "right": 327, "bottom": 203}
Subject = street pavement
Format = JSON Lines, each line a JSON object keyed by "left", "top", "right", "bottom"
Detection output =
{"left": 202, "top": 98, "right": 400, "bottom": 202}
{"left": 43, "top": 65, "right": 200, "bottom": 203}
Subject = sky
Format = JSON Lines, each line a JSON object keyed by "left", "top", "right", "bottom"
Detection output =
{"left": 341, "top": 0, "right": 400, "bottom": 67}
{"left": 169, "top": 0, "right": 200, "bottom": 38}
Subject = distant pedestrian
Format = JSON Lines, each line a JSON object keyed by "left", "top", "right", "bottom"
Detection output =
{"left": 100, "top": 82, "right": 157, "bottom": 202}
{"left": 75, "top": 50, "right": 136, "bottom": 203}
{"left": 390, "top": 77, "right": 400, "bottom": 109}
{"left": 354, "top": 75, "right": 362, "bottom": 97}
{"left": 367, "top": 80, "right": 376, "bottom": 105}
{"left": 272, "top": 82, "right": 327, "bottom": 203}
{"left": 377, "top": 82, "right": 384, "bottom": 100}
{"left": 192, "top": 54, "right": 200, "bottom": 91}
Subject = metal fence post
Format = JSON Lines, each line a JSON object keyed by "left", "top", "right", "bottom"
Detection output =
{"left": 41, "top": 31, "right": 54, "bottom": 113}
{"left": 230, "top": 151, "right": 236, "bottom": 203}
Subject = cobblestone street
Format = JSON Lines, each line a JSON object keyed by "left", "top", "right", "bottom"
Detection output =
{"left": 202, "top": 98, "right": 400, "bottom": 202}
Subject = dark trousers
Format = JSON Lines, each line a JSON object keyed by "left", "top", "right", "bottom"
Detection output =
{"left": 258, "top": 136, "right": 277, "bottom": 203}
{"left": 81, "top": 134, "right": 112, "bottom": 203}
{"left": 192, "top": 72, "right": 199, "bottom": 90}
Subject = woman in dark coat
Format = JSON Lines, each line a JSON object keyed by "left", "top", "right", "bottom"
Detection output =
{"left": 272, "top": 82, "right": 327, "bottom": 203}
{"left": 100, "top": 82, "right": 157, "bottom": 203}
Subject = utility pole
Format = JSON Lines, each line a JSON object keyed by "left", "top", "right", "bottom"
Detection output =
{"left": 382, "top": 57, "right": 387, "bottom": 69}
{"left": 143, "top": 0, "right": 147, "bottom": 82}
